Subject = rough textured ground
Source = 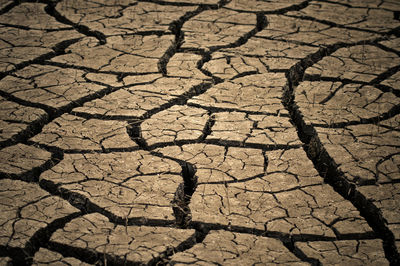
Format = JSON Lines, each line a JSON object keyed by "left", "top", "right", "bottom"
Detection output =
{"left": 0, "top": 0, "right": 399, "bottom": 265}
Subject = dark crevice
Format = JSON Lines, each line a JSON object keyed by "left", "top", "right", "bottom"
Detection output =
{"left": 370, "top": 64, "right": 400, "bottom": 85}
{"left": 394, "top": 11, "right": 400, "bottom": 21}
{"left": 148, "top": 231, "right": 197, "bottom": 265}
{"left": 24, "top": 211, "right": 82, "bottom": 265}
{"left": 230, "top": 70, "right": 259, "bottom": 80}
{"left": 198, "top": 113, "right": 215, "bottom": 141}
{"left": 126, "top": 121, "right": 149, "bottom": 150}
{"left": 0, "top": 0, "right": 18, "bottom": 15}
{"left": 0, "top": 37, "right": 82, "bottom": 81}
{"left": 47, "top": 241, "right": 130, "bottom": 266}
{"left": 282, "top": 37, "right": 400, "bottom": 264}
{"left": 286, "top": 239, "right": 321, "bottom": 266}
{"left": 171, "top": 162, "right": 198, "bottom": 228}
{"left": 0, "top": 211, "right": 81, "bottom": 266}
{"left": 71, "top": 111, "right": 141, "bottom": 121}
{"left": 44, "top": 1, "right": 107, "bottom": 45}
{"left": 139, "top": 81, "right": 214, "bottom": 120}
{"left": 0, "top": 113, "right": 49, "bottom": 149}
{"left": 0, "top": 146, "right": 63, "bottom": 183}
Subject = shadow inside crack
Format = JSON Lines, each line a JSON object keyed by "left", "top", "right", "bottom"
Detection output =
{"left": 172, "top": 162, "right": 198, "bottom": 228}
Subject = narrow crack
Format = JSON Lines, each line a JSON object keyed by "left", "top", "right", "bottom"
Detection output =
{"left": 43, "top": 1, "right": 107, "bottom": 45}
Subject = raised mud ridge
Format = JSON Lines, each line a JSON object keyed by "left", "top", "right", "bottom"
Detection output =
{"left": 0, "top": 0, "right": 400, "bottom": 265}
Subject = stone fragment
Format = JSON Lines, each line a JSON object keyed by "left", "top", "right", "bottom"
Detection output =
{"left": 0, "top": 179, "right": 79, "bottom": 249}
{"left": 30, "top": 114, "right": 136, "bottom": 151}
{"left": 49, "top": 213, "right": 195, "bottom": 264}
{"left": 295, "top": 239, "right": 388, "bottom": 265}
{"left": 171, "top": 230, "right": 307, "bottom": 265}
{"left": 33, "top": 248, "right": 90, "bottom": 266}
{"left": 141, "top": 105, "right": 209, "bottom": 146}
{"left": 0, "top": 144, "right": 51, "bottom": 177}
{"left": 40, "top": 151, "right": 181, "bottom": 220}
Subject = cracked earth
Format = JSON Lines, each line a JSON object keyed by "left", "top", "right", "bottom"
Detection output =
{"left": 0, "top": 0, "right": 399, "bottom": 265}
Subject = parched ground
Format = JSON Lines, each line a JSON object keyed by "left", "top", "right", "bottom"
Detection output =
{"left": 0, "top": 0, "right": 399, "bottom": 265}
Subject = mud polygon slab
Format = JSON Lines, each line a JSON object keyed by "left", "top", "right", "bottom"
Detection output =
{"left": 207, "top": 112, "right": 301, "bottom": 146}
{"left": 287, "top": 1, "right": 400, "bottom": 32}
{"left": 203, "top": 52, "right": 269, "bottom": 80}
{"left": 32, "top": 248, "right": 90, "bottom": 266}
{"left": 49, "top": 213, "right": 195, "bottom": 264}
{"left": 295, "top": 81, "right": 400, "bottom": 126}
{"left": 0, "top": 65, "right": 105, "bottom": 110}
{"left": 40, "top": 151, "right": 181, "bottom": 220}
{"left": 0, "top": 3, "right": 72, "bottom": 29}
{"left": 171, "top": 230, "right": 307, "bottom": 265}
{"left": 258, "top": 14, "right": 379, "bottom": 46}
{"left": 181, "top": 8, "right": 256, "bottom": 49}
{"left": 188, "top": 148, "right": 371, "bottom": 236}
{"left": 188, "top": 73, "right": 288, "bottom": 114}
{"left": 0, "top": 179, "right": 79, "bottom": 248}
{"left": 315, "top": 124, "right": 400, "bottom": 184}
{"left": 56, "top": 1, "right": 197, "bottom": 35}
{"left": 0, "top": 144, "right": 51, "bottom": 177}
{"left": 74, "top": 77, "right": 203, "bottom": 118}
{"left": 156, "top": 144, "right": 266, "bottom": 184}
{"left": 52, "top": 35, "right": 174, "bottom": 73}
{"left": 141, "top": 105, "right": 209, "bottom": 146}
{"left": 359, "top": 183, "right": 400, "bottom": 244}
{"left": 305, "top": 45, "right": 400, "bottom": 82}
{"left": 295, "top": 239, "right": 388, "bottom": 265}
{"left": 30, "top": 114, "right": 137, "bottom": 151}
{"left": 167, "top": 53, "right": 210, "bottom": 79}
{"left": 0, "top": 27, "right": 81, "bottom": 72}
{"left": 220, "top": 36, "right": 319, "bottom": 70}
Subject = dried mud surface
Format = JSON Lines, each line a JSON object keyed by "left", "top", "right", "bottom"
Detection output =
{"left": 0, "top": 0, "right": 399, "bottom": 265}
